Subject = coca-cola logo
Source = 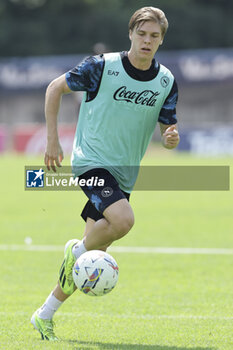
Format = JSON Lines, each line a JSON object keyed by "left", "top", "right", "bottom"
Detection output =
{"left": 113, "top": 86, "right": 160, "bottom": 107}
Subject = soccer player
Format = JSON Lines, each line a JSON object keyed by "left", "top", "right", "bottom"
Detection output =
{"left": 31, "top": 7, "right": 180, "bottom": 340}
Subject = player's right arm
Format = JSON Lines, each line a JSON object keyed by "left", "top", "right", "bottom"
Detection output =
{"left": 45, "top": 55, "right": 104, "bottom": 171}
{"left": 44, "top": 74, "right": 71, "bottom": 172}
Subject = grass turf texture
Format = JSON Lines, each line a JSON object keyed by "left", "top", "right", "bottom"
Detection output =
{"left": 0, "top": 148, "right": 232, "bottom": 349}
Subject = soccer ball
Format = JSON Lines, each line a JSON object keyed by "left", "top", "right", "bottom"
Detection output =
{"left": 72, "top": 250, "right": 119, "bottom": 296}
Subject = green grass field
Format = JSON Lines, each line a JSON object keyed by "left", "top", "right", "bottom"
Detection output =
{"left": 0, "top": 148, "right": 232, "bottom": 350}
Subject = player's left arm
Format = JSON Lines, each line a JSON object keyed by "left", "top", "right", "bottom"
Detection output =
{"left": 160, "top": 123, "right": 180, "bottom": 149}
{"left": 158, "top": 79, "right": 180, "bottom": 149}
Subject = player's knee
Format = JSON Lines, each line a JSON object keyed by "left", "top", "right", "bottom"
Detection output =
{"left": 111, "top": 213, "right": 134, "bottom": 240}
{"left": 104, "top": 199, "right": 134, "bottom": 240}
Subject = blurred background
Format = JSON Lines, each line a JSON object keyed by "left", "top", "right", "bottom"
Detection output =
{"left": 0, "top": 0, "right": 233, "bottom": 156}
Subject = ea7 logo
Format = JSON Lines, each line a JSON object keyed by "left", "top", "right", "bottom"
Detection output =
{"left": 26, "top": 169, "right": 45, "bottom": 188}
{"left": 108, "top": 70, "right": 119, "bottom": 76}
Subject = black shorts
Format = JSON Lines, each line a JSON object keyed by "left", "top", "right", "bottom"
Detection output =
{"left": 79, "top": 168, "right": 130, "bottom": 222}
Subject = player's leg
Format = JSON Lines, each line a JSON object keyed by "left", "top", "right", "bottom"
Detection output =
{"left": 83, "top": 217, "right": 95, "bottom": 236}
{"left": 59, "top": 216, "right": 111, "bottom": 295}
{"left": 31, "top": 289, "right": 61, "bottom": 341}
{"left": 72, "top": 168, "right": 134, "bottom": 259}
{"left": 54, "top": 218, "right": 97, "bottom": 300}
{"left": 51, "top": 215, "right": 112, "bottom": 304}
{"left": 31, "top": 240, "right": 78, "bottom": 340}
{"left": 83, "top": 217, "right": 110, "bottom": 251}
{"left": 84, "top": 198, "right": 134, "bottom": 250}
{"left": 31, "top": 218, "right": 93, "bottom": 340}
{"left": 82, "top": 200, "right": 112, "bottom": 251}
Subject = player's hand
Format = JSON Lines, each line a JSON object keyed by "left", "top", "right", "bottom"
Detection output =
{"left": 162, "top": 125, "right": 180, "bottom": 149}
{"left": 44, "top": 140, "right": 64, "bottom": 172}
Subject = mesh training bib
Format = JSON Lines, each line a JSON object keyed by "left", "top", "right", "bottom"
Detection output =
{"left": 71, "top": 52, "right": 174, "bottom": 192}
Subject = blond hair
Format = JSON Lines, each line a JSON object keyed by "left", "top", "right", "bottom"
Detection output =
{"left": 129, "top": 7, "right": 169, "bottom": 39}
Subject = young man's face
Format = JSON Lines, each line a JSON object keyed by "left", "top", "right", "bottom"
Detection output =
{"left": 129, "top": 20, "right": 163, "bottom": 63}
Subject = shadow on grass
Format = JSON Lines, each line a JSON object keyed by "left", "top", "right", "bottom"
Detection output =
{"left": 65, "top": 340, "right": 215, "bottom": 350}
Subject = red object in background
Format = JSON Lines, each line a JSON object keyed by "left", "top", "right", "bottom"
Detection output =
{"left": 13, "top": 125, "right": 41, "bottom": 152}
{"left": 0, "top": 125, "right": 8, "bottom": 152}
{"left": 12, "top": 124, "right": 76, "bottom": 154}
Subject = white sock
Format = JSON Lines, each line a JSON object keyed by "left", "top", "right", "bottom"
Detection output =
{"left": 72, "top": 239, "right": 87, "bottom": 259}
{"left": 37, "top": 292, "right": 63, "bottom": 320}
